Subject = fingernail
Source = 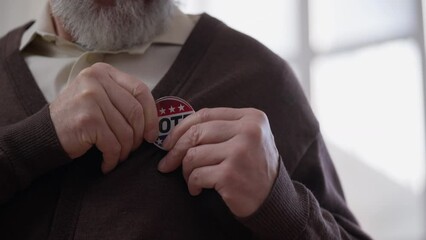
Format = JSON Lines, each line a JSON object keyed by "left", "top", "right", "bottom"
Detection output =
{"left": 158, "top": 159, "right": 167, "bottom": 172}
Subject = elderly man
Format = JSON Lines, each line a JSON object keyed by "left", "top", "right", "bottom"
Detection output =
{"left": 0, "top": 0, "right": 371, "bottom": 239}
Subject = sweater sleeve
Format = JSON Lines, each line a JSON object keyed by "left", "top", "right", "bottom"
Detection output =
{"left": 0, "top": 105, "right": 71, "bottom": 204}
{"left": 240, "top": 134, "right": 372, "bottom": 240}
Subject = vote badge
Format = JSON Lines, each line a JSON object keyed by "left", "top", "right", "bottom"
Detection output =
{"left": 154, "top": 96, "right": 195, "bottom": 150}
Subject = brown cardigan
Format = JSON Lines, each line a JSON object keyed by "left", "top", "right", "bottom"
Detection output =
{"left": 0, "top": 14, "right": 371, "bottom": 240}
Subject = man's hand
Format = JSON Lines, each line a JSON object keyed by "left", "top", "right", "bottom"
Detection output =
{"left": 158, "top": 108, "right": 279, "bottom": 218}
{"left": 50, "top": 63, "right": 158, "bottom": 174}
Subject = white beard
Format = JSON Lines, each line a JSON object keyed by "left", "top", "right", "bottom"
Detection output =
{"left": 50, "top": 0, "right": 173, "bottom": 51}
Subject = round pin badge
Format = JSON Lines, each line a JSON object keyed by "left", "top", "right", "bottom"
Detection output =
{"left": 154, "top": 96, "right": 195, "bottom": 150}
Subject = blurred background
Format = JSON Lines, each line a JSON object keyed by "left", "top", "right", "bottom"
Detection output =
{"left": 0, "top": 0, "right": 425, "bottom": 239}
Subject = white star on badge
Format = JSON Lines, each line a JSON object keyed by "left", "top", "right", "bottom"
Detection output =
{"left": 156, "top": 138, "right": 163, "bottom": 145}
{"left": 178, "top": 104, "right": 185, "bottom": 112}
{"left": 169, "top": 106, "right": 175, "bottom": 113}
{"left": 159, "top": 108, "right": 166, "bottom": 115}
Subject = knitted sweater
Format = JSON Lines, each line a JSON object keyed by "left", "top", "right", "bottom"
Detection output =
{"left": 0, "top": 14, "right": 371, "bottom": 240}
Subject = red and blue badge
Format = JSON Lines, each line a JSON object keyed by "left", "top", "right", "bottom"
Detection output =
{"left": 154, "top": 96, "right": 195, "bottom": 150}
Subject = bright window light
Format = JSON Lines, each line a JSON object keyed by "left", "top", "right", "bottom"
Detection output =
{"left": 180, "top": 0, "right": 299, "bottom": 57}
{"left": 312, "top": 39, "right": 425, "bottom": 194}
{"left": 310, "top": 0, "right": 417, "bottom": 51}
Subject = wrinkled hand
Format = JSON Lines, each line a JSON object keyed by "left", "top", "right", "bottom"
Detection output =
{"left": 158, "top": 108, "right": 279, "bottom": 217}
{"left": 50, "top": 63, "right": 158, "bottom": 173}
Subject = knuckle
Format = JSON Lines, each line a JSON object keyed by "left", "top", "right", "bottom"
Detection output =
{"left": 196, "top": 108, "right": 210, "bottom": 122}
{"left": 183, "top": 147, "right": 196, "bottom": 166}
{"left": 248, "top": 108, "right": 267, "bottom": 120}
{"left": 75, "top": 112, "right": 97, "bottom": 128}
{"left": 241, "top": 121, "right": 263, "bottom": 139}
{"left": 132, "top": 82, "right": 149, "bottom": 98}
{"left": 79, "top": 66, "right": 100, "bottom": 80}
{"left": 92, "top": 62, "right": 111, "bottom": 71}
{"left": 78, "top": 87, "right": 99, "bottom": 101}
{"left": 188, "top": 125, "right": 201, "bottom": 145}
{"left": 78, "top": 63, "right": 111, "bottom": 82}
{"left": 74, "top": 113, "right": 98, "bottom": 145}
{"left": 127, "top": 103, "right": 143, "bottom": 125}
{"left": 79, "top": 131, "right": 94, "bottom": 146}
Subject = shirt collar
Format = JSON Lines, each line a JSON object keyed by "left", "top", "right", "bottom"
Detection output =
{"left": 20, "top": 2, "right": 194, "bottom": 53}
{"left": 20, "top": 2, "right": 56, "bottom": 51}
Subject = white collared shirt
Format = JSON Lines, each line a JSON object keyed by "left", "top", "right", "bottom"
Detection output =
{"left": 20, "top": 2, "right": 200, "bottom": 102}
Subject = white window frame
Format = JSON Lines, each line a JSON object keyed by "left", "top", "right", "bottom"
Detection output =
{"left": 296, "top": 0, "right": 426, "bottom": 235}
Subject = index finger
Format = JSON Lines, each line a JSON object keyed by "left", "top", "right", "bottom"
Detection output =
{"left": 162, "top": 108, "right": 245, "bottom": 150}
{"left": 107, "top": 66, "right": 159, "bottom": 143}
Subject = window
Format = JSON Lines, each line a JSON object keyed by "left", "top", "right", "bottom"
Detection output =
{"left": 181, "top": 0, "right": 425, "bottom": 239}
